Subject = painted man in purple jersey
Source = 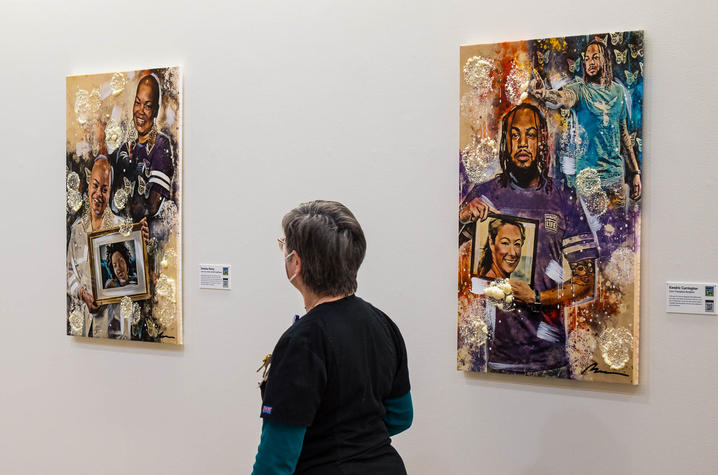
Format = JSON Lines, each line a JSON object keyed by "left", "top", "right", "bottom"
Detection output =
{"left": 111, "top": 74, "right": 175, "bottom": 223}
{"left": 460, "top": 104, "right": 598, "bottom": 376}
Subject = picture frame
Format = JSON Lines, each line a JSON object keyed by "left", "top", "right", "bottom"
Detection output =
{"left": 87, "top": 223, "right": 150, "bottom": 305}
{"left": 470, "top": 213, "right": 539, "bottom": 287}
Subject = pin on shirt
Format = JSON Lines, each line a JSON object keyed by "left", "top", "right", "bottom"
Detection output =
{"left": 257, "top": 353, "right": 272, "bottom": 387}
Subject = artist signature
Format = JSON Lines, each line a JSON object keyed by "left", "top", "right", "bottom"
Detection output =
{"left": 581, "top": 361, "right": 629, "bottom": 377}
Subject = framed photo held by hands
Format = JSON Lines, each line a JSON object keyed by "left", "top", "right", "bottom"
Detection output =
{"left": 88, "top": 223, "right": 150, "bottom": 305}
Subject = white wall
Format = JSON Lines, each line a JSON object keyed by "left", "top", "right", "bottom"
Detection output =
{"left": 1, "top": 0, "right": 717, "bottom": 473}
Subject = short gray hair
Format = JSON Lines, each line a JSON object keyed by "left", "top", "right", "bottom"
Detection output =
{"left": 282, "top": 200, "right": 366, "bottom": 297}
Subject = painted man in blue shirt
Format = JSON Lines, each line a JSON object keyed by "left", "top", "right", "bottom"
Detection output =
{"left": 530, "top": 39, "right": 641, "bottom": 200}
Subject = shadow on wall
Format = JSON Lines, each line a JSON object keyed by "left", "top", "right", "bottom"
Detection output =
{"left": 462, "top": 370, "right": 647, "bottom": 405}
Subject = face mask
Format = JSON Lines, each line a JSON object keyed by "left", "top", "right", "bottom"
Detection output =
{"left": 285, "top": 250, "right": 299, "bottom": 282}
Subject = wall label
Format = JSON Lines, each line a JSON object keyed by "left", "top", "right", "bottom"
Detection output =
{"left": 666, "top": 282, "right": 716, "bottom": 315}
{"left": 200, "top": 264, "right": 231, "bottom": 290}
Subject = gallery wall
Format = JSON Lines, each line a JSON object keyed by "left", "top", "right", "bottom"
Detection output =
{"left": 1, "top": 0, "right": 717, "bottom": 473}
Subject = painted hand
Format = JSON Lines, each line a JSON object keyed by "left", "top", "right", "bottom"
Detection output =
{"left": 509, "top": 280, "right": 535, "bottom": 304}
{"left": 460, "top": 197, "right": 497, "bottom": 223}
{"left": 139, "top": 217, "right": 150, "bottom": 244}
{"left": 630, "top": 174, "right": 641, "bottom": 200}
{"left": 80, "top": 288, "right": 99, "bottom": 313}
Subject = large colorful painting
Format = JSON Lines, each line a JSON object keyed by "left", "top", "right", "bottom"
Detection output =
{"left": 66, "top": 67, "right": 182, "bottom": 344}
{"left": 458, "top": 32, "right": 642, "bottom": 383}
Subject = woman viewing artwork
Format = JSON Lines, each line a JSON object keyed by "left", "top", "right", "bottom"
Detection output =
{"left": 252, "top": 200, "right": 413, "bottom": 474}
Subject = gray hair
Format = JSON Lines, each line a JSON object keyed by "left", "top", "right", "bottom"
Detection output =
{"left": 282, "top": 200, "right": 366, "bottom": 297}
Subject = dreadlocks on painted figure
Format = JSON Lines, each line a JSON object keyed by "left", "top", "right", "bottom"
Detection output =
{"left": 497, "top": 103, "right": 552, "bottom": 194}
{"left": 459, "top": 102, "right": 599, "bottom": 375}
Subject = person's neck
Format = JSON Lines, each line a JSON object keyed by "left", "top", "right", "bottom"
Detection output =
{"left": 489, "top": 264, "right": 507, "bottom": 280}
{"left": 301, "top": 290, "right": 348, "bottom": 313}
{"left": 138, "top": 132, "right": 150, "bottom": 144}
{"left": 90, "top": 211, "right": 104, "bottom": 231}
{"left": 509, "top": 172, "right": 539, "bottom": 189}
{"left": 587, "top": 74, "right": 605, "bottom": 87}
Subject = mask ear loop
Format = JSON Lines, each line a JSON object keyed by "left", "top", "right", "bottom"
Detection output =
{"left": 285, "top": 250, "right": 299, "bottom": 282}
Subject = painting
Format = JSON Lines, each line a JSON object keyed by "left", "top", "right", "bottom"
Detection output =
{"left": 66, "top": 67, "right": 182, "bottom": 344}
{"left": 458, "top": 32, "right": 642, "bottom": 383}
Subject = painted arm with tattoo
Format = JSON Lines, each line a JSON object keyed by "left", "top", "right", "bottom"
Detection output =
{"left": 620, "top": 118, "right": 642, "bottom": 200}
{"left": 529, "top": 76, "right": 577, "bottom": 108}
{"left": 509, "top": 258, "right": 595, "bottom": 307}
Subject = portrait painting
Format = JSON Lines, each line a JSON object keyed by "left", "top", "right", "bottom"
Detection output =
{"left": 470, "top": 214, "right": 538, "bottom": 287}
{"left": 89, "top": 224, "right": 150, "bottom": 305}
{"left": 457, "top": 31, "right": 642, "bottom": 383}
{"left": 66, "top": 66, "right": 183, "bottom": 344}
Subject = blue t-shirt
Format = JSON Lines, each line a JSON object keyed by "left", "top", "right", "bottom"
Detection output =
{"left": 564, "top": 79, "right": 628, "bottom": 183}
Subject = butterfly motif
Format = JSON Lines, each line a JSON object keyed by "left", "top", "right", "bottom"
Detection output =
{"left": 85, "top": 167, "right": 92, "bottom": 184}
{"left": 137, "top": 175, "right": 147, "bottom": 196}
{"left": 629, "top": 44, "right": 644, "bottom": 58}
{"left": 559, "top": 108, "right": 571, "bottom": 118}
{"left": 614, "top": 49, "right": 627, "bottom": 64}
{"left": 595, "top": 34, "right": 608, "bottom": 46}
{"left": 123, "top": 177, "right": 131, "bottom": 192}
{"left": 610, "top": 32, "right": 623, "bottom": 46}
{"left": 567, "top": 58, "right": 578, "bottom": 73}
{"left": 636, "top": 137, "right": 642, "bottom": 153}
{"left": 536, "top": 50, "right": 551, "bottom": 65}
{"left": 625, "top": 69, "right": 638, "bottom": 85}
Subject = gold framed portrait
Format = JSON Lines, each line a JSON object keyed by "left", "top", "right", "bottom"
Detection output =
{"left": 87, "top": 223, "right": 150, "bottom": 305}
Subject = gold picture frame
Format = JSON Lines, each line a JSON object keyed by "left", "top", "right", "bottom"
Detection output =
{"left": 87, "top": 223, "right": 151, "bottom": 305}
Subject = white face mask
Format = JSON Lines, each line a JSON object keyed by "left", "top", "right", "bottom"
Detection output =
{"left": 285, "top": 250, "right": 299, "bottom": 282}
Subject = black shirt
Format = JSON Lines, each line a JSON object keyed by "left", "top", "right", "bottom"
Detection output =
{"left": 260, "top": 295, "right": 410, "bottom": 474}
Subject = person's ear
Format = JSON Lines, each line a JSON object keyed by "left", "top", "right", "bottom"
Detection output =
{"left": 293, "top": 253, "right": 302, "bottom": 274}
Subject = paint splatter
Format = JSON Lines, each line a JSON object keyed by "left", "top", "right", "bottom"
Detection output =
{"left": 463, "top": 56, "right": 494, "bottom": 92}
{"left": 461, "top": 138, "right": 498, "bottom": 184}
{"left": 599, "top": 327, "right": 633, "bottom": 369}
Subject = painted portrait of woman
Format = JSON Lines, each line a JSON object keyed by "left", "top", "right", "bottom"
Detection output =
{"left": 477, "top": 217, "right": 526, "bottom": 280}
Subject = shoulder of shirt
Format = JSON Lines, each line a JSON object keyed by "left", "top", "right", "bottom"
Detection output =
{"left": 563, "top": 78, "right": 585, "bottom": 88}
{"left": 155, "top": 132, "right": 172, "bottom": 146}
{"left": 70, "top": 216, "right": 85, "bottom": 232}
{"left": 474, "top": 175, "right": 503, "bottom": 194}
{"left": 354, "top": 296, "right": 400, "bottom": 331}
{"left": 280, "top": 314, "right": 325, "bottom": 342}
{"left": 611, "top": 80, "right": 629, "bottom": 97}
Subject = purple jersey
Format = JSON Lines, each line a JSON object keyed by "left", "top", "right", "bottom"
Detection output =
{"left": 112, "top": 132, "right": 174, "bottom": 220}
{"left": 467, "top": 175, "right": 598, "bottom": 371}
